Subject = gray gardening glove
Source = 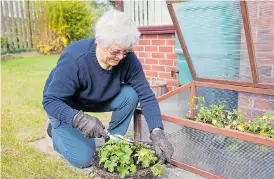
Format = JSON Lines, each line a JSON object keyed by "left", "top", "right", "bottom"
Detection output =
{"left": 72, "top": 110, "right": 107, "bottom": 138}
{"left": 150, "top": 128, "right": 174, "bottom": 164}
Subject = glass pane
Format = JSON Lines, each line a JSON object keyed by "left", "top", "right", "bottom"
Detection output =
{"left": 173, "top": 1, "right": 252, "bottom": 82}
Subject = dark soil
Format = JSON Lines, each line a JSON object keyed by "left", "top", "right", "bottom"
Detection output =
{"left": 92, "top": 151, "right": 155, "bottom": 179}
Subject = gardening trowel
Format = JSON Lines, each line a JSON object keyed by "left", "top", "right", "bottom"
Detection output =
{"left": 104, "top": 132, "right": 135, "bottom": 144}
{"left": 104, "top": 132, "right": 153, "bottom": 149}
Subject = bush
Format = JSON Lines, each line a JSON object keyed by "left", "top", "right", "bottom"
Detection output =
{"left": 36, "top": 1, "right": 101, "bottom": 55}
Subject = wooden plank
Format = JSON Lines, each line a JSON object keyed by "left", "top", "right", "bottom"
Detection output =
{"left": 195, "top": 77, "right": 274, "bottom": 91}
{"left": 154, "top": 0, "right": 162, "bottom": 25}
{"left": 19, "top": 1, "right": 27, "bottom": 49}
{"left": 134, "top": 1, "right": 139, "bottom": 26}
{"left": 161, "top": 0, "right": 172, "bottom": 25}
{"left": 139, "top": 0, "right": 143, "bottom": 26}
{"left": 15, "top": 1, "right": 24, "bottom": 50}
{"left": 162, "top": 115, "right": 274, "bottom": 148}
{"left": 157, "top": 82, "right": 192, "bottom": 102}
{"left": 4, "top": 1, "right": 13, "bottom": 51}
{"left": 240, "top": 1, "right": 259, "bottom": 83}
{"left": 9, "top": 1, "right": 19, "bottom": 50}
{"left": 166, "top": 0, "right": 186, "bottom": 4}
{"left": 195, "top": 80, "right": 274, "bottom": 96}
{"left": 1, "top": 2, "right": 7, "bottom": 52}
{"left": 190, "top": 82, "right": 196, "bottom": 118}
{"left": 32, "top": 1, "right": 39, "bottom": 47}
{"left": 167, "top": 4, "right": 196, "bottom": 80}
{"left": 171, "top": 160, "right": 224, "bottom": 179}
{"left": 130, "top": 0, "right": 134, "bottom": 24}
{"left": 20, "top": 1, "right": 28, "bottom": 49}
{"left": 134, "top": 111, "right": 142, "bottom": 141}
{"left": 25, "top": 1, "right": 32, "bottom": 49}
{"left": 143, "top": 0, "right": 148, "bottom": 26}
{"left": 148, "top": 0, "right": 155, "bottom": 25}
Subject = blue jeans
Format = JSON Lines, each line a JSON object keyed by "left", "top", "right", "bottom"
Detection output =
{"left": 47, "top": 85, "right": 138, "bottom": 168}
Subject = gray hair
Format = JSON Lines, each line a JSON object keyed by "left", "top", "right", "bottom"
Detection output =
{"left": 95, "top": 9, "right": 140, "bottom": 49}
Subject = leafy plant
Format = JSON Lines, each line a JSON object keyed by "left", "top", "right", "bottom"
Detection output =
{"left": 35, "top": 1, "right": 99, "bottom": 55}
{"left": 98, "top": 139, "right": 163, "bottom": 178}
{"left": 185, "top": 96, "right": 274, "bottom": 138}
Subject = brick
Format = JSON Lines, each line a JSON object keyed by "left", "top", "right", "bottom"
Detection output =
{"left": 253, "top": 94, "right": 274, "bottom": 101}
{"left": 152, "top": 40, "right": 165, "bottom": 45}
{"left": 152, "top": 65, "right": 165, "bottom": 72}
{"left": 143, "top": 34, "right": 158, "bottom": 39}
{"left": 254, "top": 43, "right": 273, "bottom": 52}
{"left": 145, "top": 46, "right": 158, "bottom": 52}
{"left": 159, "top": 72, "right": 173, "bottom": 79}
{"left": 256, "top": 28, "right": 273, "bottom": 43}
{"left": 259, "top": 3, "right": 274, "bottom": 17}
{"left": 139, "top": 58, "right": 145, "bottom": 64}
{"left": 166, "top": 79, "right": 179, "bottom": 86}
{"left": 146, "top": 58, "right": 158, "bottom": 64}
{"left": 166, "top": 40, "right": 176, "bottom": 46}
{"left": 260, "top": 76, "right": 274, "bottom": 84}
{"left": 152, "top": 53, "right": 165, "bottom": 58}
{"left": 255, "top": 18, "right": 274, "bottom": 27}
{"left": 166, "top": 53, "right": 177, "bottom": 60}
{"left": 239, "top": 107, "right": 252, "bottom": 120}
{"left": 254, "top": 99, "right": 274, "bottom": 111}
{"left": 258, "top": 65, "right": 272, "bottom": 77}
{"left": 159, "top": 59, "right": 174, "bottom": 66}
{"left": 159, "top": 47, "right": 174, "bottom": 53}
{"left": 251, "top": 109, "right": 267, "bottom": 119}
{"left": 247, "top": 2, "right": 258, "bottom": 17}
{"left": 139, "top": 40, "right": 150, "bottom": 45}
{"left": 139, "top": 52, "right": 151, "bottom": 58}
{"left": 165, "top": 66, "right": 177, "bottom": 72}
{"left": 158, "top": 34, "right": 174, "bottom": 39}
{"left": 133, "top": 45, "right": 144, "bottom": 52}
{"left": 142, "top": 64, "right": 151, "bottom": 71}
{"left": 145, "top": 71, "right": 158, "bottom": 78}
{"left": 238, "top": 97, "right": 253, "bottom": 108}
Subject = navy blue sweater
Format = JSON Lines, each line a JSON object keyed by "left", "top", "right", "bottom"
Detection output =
{"left": 42, "top": 38, "right": 163, "bottom": 132}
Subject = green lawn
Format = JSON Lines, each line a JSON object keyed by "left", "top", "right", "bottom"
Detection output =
{"left": 1, "top": 55, "right": 111, "bottom": 178}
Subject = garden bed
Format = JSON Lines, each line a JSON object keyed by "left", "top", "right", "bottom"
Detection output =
{"left": 92, "top": 139, "right": 164, "bottom": 179}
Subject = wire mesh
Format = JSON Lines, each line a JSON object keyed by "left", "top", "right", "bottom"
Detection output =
{"left": 247, "top": 1, "right": 274, "bottom": 85}
{"left": 139, "top": 116, "right": 274, "bottom": 179}
{"left": 135, "top": 86, "right": 274, "bottom": 178}
{"left": 173, "top": 1, "right": 253, "bottom": 82}
{"left": 158, "top": 89, "right": 190, "bottom": 117}
{"left": 196, "top": 86, "right": 274, "bottom": 119}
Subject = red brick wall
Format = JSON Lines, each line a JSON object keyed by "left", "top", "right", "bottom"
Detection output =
{"left": 133, "top": 33, "right": 179, "bottom": 91}
{"left": 239, "top": 1, "right": 274, "bottom": 119}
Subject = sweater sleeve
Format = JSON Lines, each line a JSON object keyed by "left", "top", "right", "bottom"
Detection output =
{"left": 42, "top": 53, "right": 80, "bottom": 127}
{"left": 124, "top": 52, "right": 164, "bottom": 132}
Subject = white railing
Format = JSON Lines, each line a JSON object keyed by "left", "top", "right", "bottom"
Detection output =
{"left": 123, "top": 0, "right": 172, "bottom": 26}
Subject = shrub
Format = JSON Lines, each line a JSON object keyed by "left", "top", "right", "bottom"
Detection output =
{"left": 36, "top": 1, "right": 100, "bottom": 55}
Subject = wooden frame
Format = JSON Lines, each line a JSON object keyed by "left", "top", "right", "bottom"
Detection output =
{"left": 134, "top": 80, "right": 274, "bottom": 178}
{"left": 166, "top": 0, "right": 274, "bottom": 90}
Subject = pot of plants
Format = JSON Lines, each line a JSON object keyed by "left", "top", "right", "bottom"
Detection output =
{"left": 92, "top": 140, "right": 164, "bottom": 179}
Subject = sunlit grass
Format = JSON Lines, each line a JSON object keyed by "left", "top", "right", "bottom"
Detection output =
{"left": 1, "top": 55, "right": 111, "bottom": 178}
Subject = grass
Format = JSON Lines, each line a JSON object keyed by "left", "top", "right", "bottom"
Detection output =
{"left": 1, "top": 55, "right": 111, "bottom": 178}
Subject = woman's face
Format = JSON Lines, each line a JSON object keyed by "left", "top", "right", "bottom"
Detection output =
{"left": 101, "top": 44, "right": 132, "bottom": 67}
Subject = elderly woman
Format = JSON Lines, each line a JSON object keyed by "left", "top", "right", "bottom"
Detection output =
{"left": 42, "top": 9, "right": 174, "bottom": 168}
